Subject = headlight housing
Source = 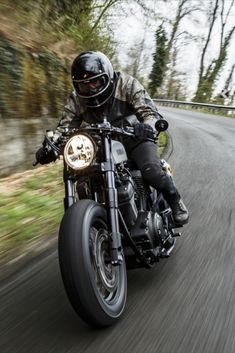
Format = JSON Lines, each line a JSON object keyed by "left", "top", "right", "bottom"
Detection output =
{"left": 64, "top": 134, "right": 95, "bottom": 170}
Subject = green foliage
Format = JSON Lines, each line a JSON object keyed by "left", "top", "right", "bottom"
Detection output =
{"left": 193, "top": 4, "right": 235, "bottom": 103}
{"left": 0, "top": 38, "right": 71, "bottom": 119}
{"left": 0, "top": 1, "right": 116, "bottom": 120}
{"left": 148, "top": 25, "right": 168, "bottom": 97}
{"left": 40, "top": 0, "right": 95, "bottom": 48}
{"left": 193, "top": 58, "right": 224, "bottom": 103}
{"left": 0, "top": 0, "right": 115, "bottom": 54}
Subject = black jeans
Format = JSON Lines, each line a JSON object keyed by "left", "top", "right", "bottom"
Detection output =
{"left": 123, "top": 139, "right": 180, "bottom": 203}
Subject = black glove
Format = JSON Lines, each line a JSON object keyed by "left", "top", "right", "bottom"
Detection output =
{"left": 134, "top": 123, "right": 155, "bottom": 140}
{"left": 35, "top": 147, "right": 57, "bottom": 165}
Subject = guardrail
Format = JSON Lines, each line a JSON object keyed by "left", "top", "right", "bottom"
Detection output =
{"left": 153, "top": 99, "right": 235, "bottom": 112}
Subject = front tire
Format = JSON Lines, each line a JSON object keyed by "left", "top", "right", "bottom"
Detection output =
{"left": 58, "top": 200, "right": 127, "bottom": 327}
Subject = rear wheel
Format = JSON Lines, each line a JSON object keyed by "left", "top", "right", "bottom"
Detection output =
{"left": 58, "top": 199, "right": 127, "bottom": 327}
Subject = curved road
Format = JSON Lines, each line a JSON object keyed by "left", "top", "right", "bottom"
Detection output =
{"left": 1, "top": 107, "right": 235, "bottom": 353}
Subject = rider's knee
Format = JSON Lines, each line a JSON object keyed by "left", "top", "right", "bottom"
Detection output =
{"left": 141, "top": 163, "right": 166, "bottom": 187}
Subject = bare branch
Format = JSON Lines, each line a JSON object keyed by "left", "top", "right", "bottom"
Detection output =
{"left": 167, "top": 0, "right": 200, "bottom": 54}
{"left": 224, "top": 0, "right": 235, "bottom": 24}
{"left": 224, "top": 64, "right": 235, "bottom": 91}
{"left": 89, "top": 0, "right": 121, "bottom": 35}
{"left": 179, "top": 6, "right": 201, "bottom": 20}
{"left": 198, "top": 0, "right": 219, "bottom": 81}
{"left": 220, "top": 0, "right": 225, "bottom": 53}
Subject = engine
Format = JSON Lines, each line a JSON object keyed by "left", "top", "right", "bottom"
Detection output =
{"left": 116, "top": 172, "right": 138, "bottom": 227}
{"left": 117, "top": 169, "right": 167, "bottom": 250}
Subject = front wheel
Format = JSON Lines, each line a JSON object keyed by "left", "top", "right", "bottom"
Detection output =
{"left": 58, "top": 200, "right": 127, "bottom": 327}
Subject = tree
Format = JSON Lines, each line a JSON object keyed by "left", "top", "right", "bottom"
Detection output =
{"left": 164, "top": 47, "right": 186, "bottom": 99}
{"left": 124, "top": 40, "right": 145, "bottom": 80}
{"left": 148, "top": 24, "right": 168, "bottom": 97}
{"left": 148, "top": 0, "right": 200, "bottom": 98}
{"left": 213, "top": 64, "right": 235, "bottom": 104}
{"left": 194, "top": 0, "right": 235, "bottom": 102}
{"left": 166, "top": 0, "right": 200, "bottom": 63}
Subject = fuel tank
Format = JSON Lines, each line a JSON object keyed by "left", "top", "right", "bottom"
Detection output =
{"left": 111, "top": 140, "right": 127, "bottom": 164}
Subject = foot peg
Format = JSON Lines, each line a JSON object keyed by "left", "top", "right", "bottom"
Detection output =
{"left": 172, "top": 232, "right": 181, "bottom": 237}
{"left": 161, "top": 208, "right": 172, "bottom": 218}
{"left": 160, "top": 248, "right": 170, "bottom": 258}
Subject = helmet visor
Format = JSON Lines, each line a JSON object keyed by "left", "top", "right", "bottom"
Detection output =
{"left": 73, "top": 74, "right": 109, "bottom": 98}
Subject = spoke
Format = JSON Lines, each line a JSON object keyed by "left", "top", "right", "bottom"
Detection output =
{"left": 89, "top": 226, "right": 118, "bottom": 303}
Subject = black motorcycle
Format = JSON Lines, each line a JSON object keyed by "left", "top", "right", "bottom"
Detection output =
{"left": 38, "top": 117, "right": 182, "bottom": 327}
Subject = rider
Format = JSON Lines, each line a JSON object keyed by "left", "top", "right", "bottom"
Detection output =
{"left": 36, "top": 51, "right": 189, "bottom": 225}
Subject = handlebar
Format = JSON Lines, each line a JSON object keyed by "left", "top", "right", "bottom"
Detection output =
{"left": 33, "top": 119, "right": 168, "bottom": 166}
{"left": 60, "top": 122, "right": 166, "bottom": 138}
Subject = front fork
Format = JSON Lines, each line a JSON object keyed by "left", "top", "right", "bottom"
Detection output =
{"left": 63, "top": 161, "right": 76, "bottom": 210}
{"left": 102, "top": 136, "right": 123, "bottom": 266}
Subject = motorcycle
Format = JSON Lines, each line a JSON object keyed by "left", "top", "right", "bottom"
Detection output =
{"left": 36, "top": 116, "right": 183, "bottom": 327}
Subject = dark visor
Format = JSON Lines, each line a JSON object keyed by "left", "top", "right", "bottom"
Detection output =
{"left": 73, "top": 75, "right": 108, "bottom": 97}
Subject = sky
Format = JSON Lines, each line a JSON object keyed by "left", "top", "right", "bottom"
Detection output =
{"left": 110, "top": 0, "right": 235, "bottom": 100}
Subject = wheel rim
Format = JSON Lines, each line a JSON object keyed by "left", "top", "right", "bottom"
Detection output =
{"left": 90, "top": 227, "right": 119, "bottom": 303}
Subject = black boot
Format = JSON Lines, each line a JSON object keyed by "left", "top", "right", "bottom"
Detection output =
{"left": 168, "top": 197, "right": 189, "bottom": 225}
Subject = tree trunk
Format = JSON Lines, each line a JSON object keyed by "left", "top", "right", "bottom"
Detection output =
{"left": 194, "top": 0, "right": 235, "bottom": 102}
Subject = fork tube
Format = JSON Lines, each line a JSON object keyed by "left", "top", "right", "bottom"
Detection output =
{"left": 63, "top": 161, "right": 76, "bottom": 211}
{"left": 103, "top": 136, "right": 122, "bottom": 265}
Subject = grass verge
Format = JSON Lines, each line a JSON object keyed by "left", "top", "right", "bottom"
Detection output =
{"left": 158, "top": 131, "right": 167, "bottom": 156}
{"left": 0, "top": 162, "right": 64, "bottom": 260}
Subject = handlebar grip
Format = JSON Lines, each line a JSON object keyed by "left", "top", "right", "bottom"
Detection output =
{"left": 155, "top": 119, "right": 168, "bottom": 132}
{"left": 124, "top": 126, "right": 134, "bottom": 133}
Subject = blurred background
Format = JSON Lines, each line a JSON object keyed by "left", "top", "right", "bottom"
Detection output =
{"left": 1, "top": 0, "right": 235, "bottom": 175}
{"left": 0, "top": 0, "right": 235, "bottom": 261}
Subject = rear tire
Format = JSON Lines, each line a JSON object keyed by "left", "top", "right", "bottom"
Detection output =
{"left": 58, "top": 199, "right": 127, "bottom": 327}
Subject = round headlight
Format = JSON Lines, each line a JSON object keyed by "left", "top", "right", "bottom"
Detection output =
{"left": 64, "top": 134, "right": 95, "bottom": 170}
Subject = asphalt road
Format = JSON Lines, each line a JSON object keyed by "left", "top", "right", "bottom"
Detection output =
{"left": 1, "top": 107, "right": 235, "bottom": 353}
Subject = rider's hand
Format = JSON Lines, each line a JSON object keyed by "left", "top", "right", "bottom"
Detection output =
{"left": 134, "top": 123, "right": 155, "bottom": 140}
{"left": 35, "top": 147, "right": 57, "bottom": 165}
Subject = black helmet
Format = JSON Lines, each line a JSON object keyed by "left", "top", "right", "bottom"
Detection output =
{"left": 71, "top": 51, "right": 115, "bottom": 108}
